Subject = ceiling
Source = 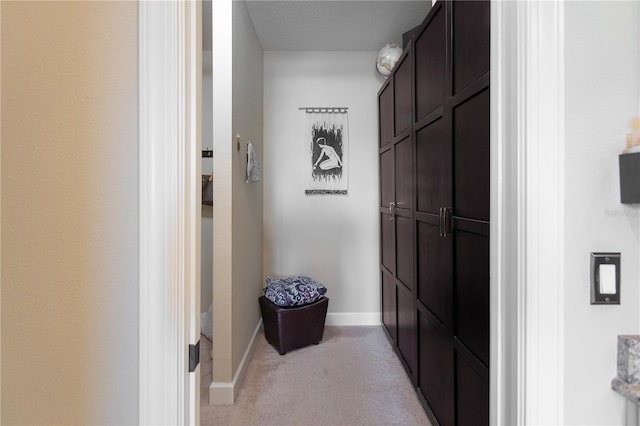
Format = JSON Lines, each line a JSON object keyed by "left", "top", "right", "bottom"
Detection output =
{"left": 203, "top": 0, "right": 431, "bottom": 52}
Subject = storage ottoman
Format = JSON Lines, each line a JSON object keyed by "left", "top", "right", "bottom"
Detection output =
{"left": 259, "top": 295, "right": 329, "bottom": 355}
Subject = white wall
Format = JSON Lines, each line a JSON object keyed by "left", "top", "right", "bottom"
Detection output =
{"left": 564, "top": 2, "right": 640, "bottom": 424}
{"left": 263, "top": 51, "right": 383, "bottom": 321}
{"left": 1, "top": 1, "right": 138, "bottom": 424}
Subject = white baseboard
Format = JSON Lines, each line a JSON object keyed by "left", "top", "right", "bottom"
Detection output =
{"left": 208, "top": 382, "right": 233, "bottom": 405}
{"left": 325, "top": 312, "right": 381, "bottom": 326}
{"left": 208, "top": 319, "right": 262, "bottom": 405}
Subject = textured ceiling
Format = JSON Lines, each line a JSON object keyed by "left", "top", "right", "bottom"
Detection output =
{"left": 204, "top": 0, "right": 431, "bottom": 52}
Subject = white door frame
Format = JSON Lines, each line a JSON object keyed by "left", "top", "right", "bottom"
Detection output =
{"left": 139, "top": 0, "right": 201, "bottom": 424}
{"left": 138, "top": 1, "right": 566, "bottom": 424}
{"left": 491, "top": 1, "right": 565, "bottom": 424}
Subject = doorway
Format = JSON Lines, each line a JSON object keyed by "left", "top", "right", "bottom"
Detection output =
{"left": 138, "top": 1, "right": 568, "bottom": 424}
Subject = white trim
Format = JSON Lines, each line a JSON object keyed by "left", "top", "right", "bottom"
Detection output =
{"left": 208, "top": 382, "right": 234, "bottom": 406}
{"left": 139, "top": 1, "right": 200, "bottom": 424}
{"left": 491, "top": 1, "right": 565, "bottom": 425}
{"left": 185, "top": 1, "right": 202, "bottom": 425}
{"left": 521, "top": 2, "right": 565, "bottom": 424}
{"left": 325, "top": 312, "right": 381, "bottom": 326}
{"left": 490, "top": 2, "right": 519, "bottom": 424}
{"left": 209, "top": 320, "right": 263, "bottom": 405}
{"left": 139, "top": 1, "right": 182, "bottom": 423}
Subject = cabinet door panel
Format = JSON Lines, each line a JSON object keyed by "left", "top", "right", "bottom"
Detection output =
{"left": 380, "top": 149, "right": 393, "bottom": 208}
{"left": 397, "top": 283, "right": 416, "bottom": 375}
{"left": 454, "top": 230, "right": 489, "bottom": 366}
{"left": 379, "top": 83, "right": 394, "bottom": 147}
{"left": 381, "top": 213, "right": 395, "bottom": 274}
{"left": 396, "top": 216, "right": 414, "bottom": 291}
{"left": 452, "top": 1, "right": 490, "bottom": 94}
{"left": 415, "top": 4, "right": 446, "bottom": 121}
{"left": 453, "top": 88, "right": 490, "bottom": 221}
{"left": 382, "top": 271, "right": 397, "bottom": 341}
{"left": 395, "top": 136, "right": 413, "bottom": 210}
{"left": 455, "top": 352, "right": 489, "bottom": 426}
{"left": 394, "top": 54, "right": 412, "bottom": 136}
{"left": 417, "top": 118, "right": 450, "bottom": 214}
{"left": 419, "top": 311, "right": 453, "bottom": 426}
{"left": 380, "top": 40, "right": 415, "bottom": 387}
{"left": 417, "top": 221, "right": 451, "bottom": 323}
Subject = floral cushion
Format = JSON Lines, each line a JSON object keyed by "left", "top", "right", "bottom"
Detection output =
{"left": 263, "top": 276, "right": 327, "bottom": 307}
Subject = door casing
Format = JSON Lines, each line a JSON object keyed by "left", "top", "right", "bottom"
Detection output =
{"left": 139, "top": 1, "right": 201, "bottom": 424}
{"left": 137, "top": 1, "right": 566, "bottom": 424}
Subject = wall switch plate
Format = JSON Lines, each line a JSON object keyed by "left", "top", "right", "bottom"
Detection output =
{"left": 591, "top": 252, "right": 621, "bottom": 305}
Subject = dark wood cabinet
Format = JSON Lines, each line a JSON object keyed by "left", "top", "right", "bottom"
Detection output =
{"left": 379, "top": 47, "right": 417, "bottom": 379}
{"left": 379, "top": 1, "right": 490, "bottom": 425}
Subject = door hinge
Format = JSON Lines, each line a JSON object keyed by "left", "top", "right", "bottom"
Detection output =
{"left": 189, "top": 340, "right": 200, "bottom": 373}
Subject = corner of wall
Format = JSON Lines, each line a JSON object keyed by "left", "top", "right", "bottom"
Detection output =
{"left": 211, "top": 0, "right": 234, "bottom": 384}
{"left": 230, "top": 0, "right": 264, "bottom": 377}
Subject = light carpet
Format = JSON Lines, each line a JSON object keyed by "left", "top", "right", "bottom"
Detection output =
{"left": 200, "top": 326, "right": 432, "bottom": 426}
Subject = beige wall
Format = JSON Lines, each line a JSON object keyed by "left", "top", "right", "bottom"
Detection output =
{"left": 1, "top": 2, "right": 138, "bottom": 424}
{"left": 231, "top": 0, "right": 264, "bottom": 375}
{"left": 211, "top": 0, "right": 263, "bottom": 385}
{"left": 211, "top": 0, "right": 234, "bottom": 383}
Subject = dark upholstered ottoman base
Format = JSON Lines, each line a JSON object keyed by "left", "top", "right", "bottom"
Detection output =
{"left": 259, "top": 296, "right": 329, "bottom": 355}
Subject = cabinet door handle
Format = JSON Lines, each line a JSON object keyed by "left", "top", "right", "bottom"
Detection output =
{"left": 439, "top": 207, "right": 444, "bottom": 236}
{"left": 442, "top": 207, "right": 452, "bottom": 237}
{"left": 389, "top": 202, "right": 396, "bottom": 221}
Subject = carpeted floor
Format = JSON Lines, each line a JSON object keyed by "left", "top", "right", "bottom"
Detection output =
{"left": 200, "top": 326, "right": 432, "bottom": 426}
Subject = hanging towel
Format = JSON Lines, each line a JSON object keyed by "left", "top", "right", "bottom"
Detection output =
{"left": 202, "top": 174, "right": 213, "bottom": 205}
{"left": 245, "top": 140, "right": 262, "bottom": 183}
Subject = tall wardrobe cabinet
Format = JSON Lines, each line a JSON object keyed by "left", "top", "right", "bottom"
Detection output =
{"left": 378, "top": 2, "right": 490, "bottom": 425}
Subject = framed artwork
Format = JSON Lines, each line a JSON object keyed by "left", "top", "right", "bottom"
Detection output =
{"left": 303, "top": 108, "right": 349, "bottom": 195}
